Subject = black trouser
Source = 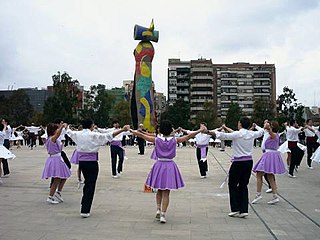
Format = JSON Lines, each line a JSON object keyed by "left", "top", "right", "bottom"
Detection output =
{"left": 288, "top": 143, "right": 303, "bottom": 175}
{"left": 79, "top": 161, "right": 99, "bottom": 214}
{"left": 196, "top": 147, "right": 208, "bottom": 176}
{"left": 110, "top": 145, "right": 124, "bottom": 176}
{"left": 137, "top": 137, "right": 145, "bottom": 154}
{"left": 2, "top": 139, "right": 10, "bottom": 175}
{"left": 306, "top": 141, "right": 318, "bottom": 167}
{"left": 228, "top": 160, "right": 253, "bottom": 214}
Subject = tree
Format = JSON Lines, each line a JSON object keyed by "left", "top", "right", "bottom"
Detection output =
{"left": 225, "top": 102, "right": 242, "bottom": 130}
{"left": 277, "top": 86, "right": 305, "bottom": 125}
{"left": 43, "top": 71, "right": 80, "bottom": 124}
{"left": 194, "top": 101, "right": 219, "bottom": 129}
{"left": 0, "top": 89, "right": 34, "bottom": 126}
{"left": 80, "top": 84, "right": 115, "bottom": 127}
{"left": 252, "top": 98, "right": 276, "bottom": 126}
{"left": 112, "top": 100, "right": 131, "bottom": 126}
{"left": 161, "top": 99, "right": 191, "bottom": 129}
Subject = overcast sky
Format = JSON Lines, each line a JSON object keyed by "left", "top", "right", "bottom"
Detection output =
{"left": 1, "top": 0, "right": 319, "bottom": 106}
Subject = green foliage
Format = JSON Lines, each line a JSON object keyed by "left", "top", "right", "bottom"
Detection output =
{"left": 194, "top": 101, "right": 219, "bottom": 129}
{"left": 43, "top": 71, "right": 80, "bottom": 124}
{"left": 0, "top": 89, "right": 34, "bottom": 126}
{"left": 161, "top": 99, "right": 191, "bottom": 129}
{"left": 80, "top": 84, "right": 115, "bottom": 127}
{"left": 225, "top": 102, "right": 242, "bottom": 130}
{"left": 252, "top": 98, "right": 276, "bottom": 126}
{"left": 112, "top": 100, "right": 131, "bottom": 127}
{"left": 276, "top": 86, "right": 304, "bottom": 125}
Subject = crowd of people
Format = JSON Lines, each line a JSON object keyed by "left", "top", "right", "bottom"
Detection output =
{"left": 0, "top": 116, "right": 319, "bottom": 224}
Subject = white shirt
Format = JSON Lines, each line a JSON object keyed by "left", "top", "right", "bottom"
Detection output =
{"left": 4, "top": 125, "right": 12, "bottom": 139}
{"left": 67, "top": 129, "right": 114, "bottom": 153}
{"left": 214, "top": 126, "right": 264, "bottom": 158}
{"left": 26, "top": 126, "right": 40, "bottom": 134}
{"left": 102, "top": 127, "right": 131, "bottom": 141}
{"left": 187, "top": 131, "right": 211, "bottom": 145}
{"left": 304, "top": 126, "right": 319, "bottom": 137}
{"left": 286, "top": 126, "right": 302, "bottom": 141}
{"left": 59, "top": 128, "right": 67, "bottom": 141}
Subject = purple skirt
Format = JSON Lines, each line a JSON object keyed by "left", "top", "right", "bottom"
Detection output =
{"left": 41, "top": 156, "right": 72, "bottom": 179}
{"left": 146, "top": 160, "right": 185, "bottom": 190}
{"left": 70, "top": 150, "right": 79, "bottom": 164}
{"left": 253, "top": 151, "right": 286, "bottom": 174}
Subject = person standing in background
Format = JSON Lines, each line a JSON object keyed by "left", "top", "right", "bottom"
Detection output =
{"left": 1, "top": 118, "right": 12, "bottom": 178}
{"left": 137, "top": 123, "right": 146, "bottom": 155}
{"left": 304, "top": 119, "right": 319, "bottom": 169}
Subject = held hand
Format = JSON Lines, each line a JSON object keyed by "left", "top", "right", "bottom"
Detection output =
{"left": 123, "top": 125, "right": 130, "bottom": 131}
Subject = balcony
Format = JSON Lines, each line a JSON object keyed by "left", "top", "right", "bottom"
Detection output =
{"left": 190, "top": 83, "right": 213, "bottom": 88}
{"left": 176, "top": 90, "right": 189, "bottom": 95}
{"left": 176, "top": 82, "right": 189, "bottom": 87}
{"left": 190, "top": 75, "right": 213, "bottom": 80}
{"left": 190, "top": 91, "right": 213, "bottom": 95}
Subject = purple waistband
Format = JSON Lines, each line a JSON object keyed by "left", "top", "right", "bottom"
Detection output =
{"left": 111, "top": 141, "right": 122, "bottom": 147}
{"left": 197, "top": 144, "right": 208, "bottom": 159}
{"left": 231, "top": 155, "right": 252, "bottom": 162}
{"left": 78, "top": 152, "right": 98, "bottom": 161}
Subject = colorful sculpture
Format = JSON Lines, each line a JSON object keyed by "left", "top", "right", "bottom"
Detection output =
{"left": 131, "top": 20, "right": 159, "bottom": 131}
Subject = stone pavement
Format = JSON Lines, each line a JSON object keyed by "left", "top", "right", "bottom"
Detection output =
{"left": 0, "top": 144, "right": 320, "bottom": 240}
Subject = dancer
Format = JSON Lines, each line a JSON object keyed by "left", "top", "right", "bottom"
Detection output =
{"left": 181, "top": 122, "right": 213, "bottom": 179}
{"left": 285, "top": 120, "right": 305, "bottom": 178}
{"left": 0, "top": 122, "right": 16, "bottom": 185}
{"left": 210, "top": 117, "right": 264, "bottom": 218}
{"left": 130, "top": 120, "right": 206, "bottom": 223}
{"left": 260, "top": 120, "right": 273, "bottom": 193}
{"left": 311, "top": 128, "right": 320, "bottom": 164}
{"left": 1, "top": 118, "right": 12, "bottom": 178}
{"left": 67, "top": 119, "right": 130, "bottom": 218}
{"left": 41, "top": 122, "right": 71, "bottom": 204}
{"left": 106, "top": 120, "right": 131, "bottom": 178}
{"left": 304, "top": 119, "right": 319, "bottom": 169}
{"left": 251, "top": 121, "right": 286, "bottom": 205}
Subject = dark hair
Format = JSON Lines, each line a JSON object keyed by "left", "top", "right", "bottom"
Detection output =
{"left": 47, "top": 123, "right": 58, "bottom": 137}
{"left": 112, "top": 119, "right": 119, "bottom": 125}
{"left": 2, "top": 118, "right": 9, "bottom": 125}
{"left": 81, "top": 119, "right": 94, "bottom": 129}
{"left": 289, "top": 119, "right": 296, "bottom": 126}
{"left": 53, "top": 118, "right": 64, "bottom": 124}
{"left": 200, "top": 122, "right": 207, "bottom": 127}
{"left": 160, "top": 120, "right": 173, "bottom": 136}
{"left": 240, "top": 117, "right": 251, "bottom": 129}
{"left": 0, "top": 123, "right": 4, "bottom": 131}
{"left": 271, "top": 121, "right": 279, "bottom": 133}
{"left": 306, "top": 119, "right": 312, "bottom": 124}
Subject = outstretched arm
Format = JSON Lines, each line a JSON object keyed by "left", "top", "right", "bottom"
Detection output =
{"left": 51, "top": 123, "right": 67, "bottom": 143}
{"left": 130, "top": 129, "right": 156, "bottom": 143}
{"left": 112, "top": 125, "right": 130, "bottom": 138}
{"left": 176, "top": 126, "right": 205, "bottom": 144}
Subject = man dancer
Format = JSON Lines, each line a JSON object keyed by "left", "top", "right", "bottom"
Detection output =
{"left": 181, "top": 122, "right": 213, "bottom": 179}
{"left": 210, "top": 117, "right": 264, "bottom": 218}
{"left": 285, "top": 120, "right": 305, "bottom": 177}
{"left": 304, "top": 119, "right": 319, "bottom": 169}
{"left": 67, "top": 119, "right": 129, "bottom": 217}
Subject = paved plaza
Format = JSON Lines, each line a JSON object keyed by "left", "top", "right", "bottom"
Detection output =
{"left": 0, "top": 144, "right": 320, "bottom": 240}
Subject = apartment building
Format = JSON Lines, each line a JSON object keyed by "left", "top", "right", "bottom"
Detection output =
{"left": 168, "top": 59, "right": 276, "bottom": 119}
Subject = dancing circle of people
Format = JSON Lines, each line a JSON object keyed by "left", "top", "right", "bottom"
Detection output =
{"left": 1, "top": 116, "right": 319, "bottom": 223}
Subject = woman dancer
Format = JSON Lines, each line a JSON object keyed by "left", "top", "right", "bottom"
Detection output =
{"left": 41, "top": 122, "right": 71, "bottom": 204}
{"left": 252, "top": 121, "right": 286, "bottom": 204}
{"left": 130, "top": 120, "right": 205, "bottom": 223}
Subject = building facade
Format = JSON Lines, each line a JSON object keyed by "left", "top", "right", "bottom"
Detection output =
{"left": 0, "top": 88, "right": 53, "bottom": 112}
{"left": 168, "top": 59, "right": 276, "bottom": 119}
